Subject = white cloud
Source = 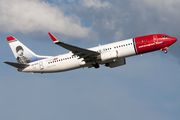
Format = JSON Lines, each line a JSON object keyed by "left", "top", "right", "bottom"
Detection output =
{"left": 132, "top": 0, "right": 180, "bottom": 16}
{"left": 114, "top": 28, "right": 123, "bottom": 41}
{"left": 0, "top": 0, "right": 91, "bottom": 38}
{"left": 82, "top": 0, "right": 111, "bottom": 9}
{"left": 140, "top": 0, "right": 180, "bottom": 9}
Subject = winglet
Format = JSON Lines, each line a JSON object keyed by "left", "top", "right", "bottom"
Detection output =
{"left": 48, "top": 33, "right": 59, "bottom": 43}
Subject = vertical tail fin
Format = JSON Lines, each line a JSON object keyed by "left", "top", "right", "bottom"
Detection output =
{"left": 7, "top": 36, "right": 48, "bottom": 64}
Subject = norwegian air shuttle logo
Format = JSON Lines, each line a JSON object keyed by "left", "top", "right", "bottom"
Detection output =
{"left": 16, "top": 46, "right": 30, "bottom": 64}
{"left": 54, "top": 58, "right": 58, "bottom": 60}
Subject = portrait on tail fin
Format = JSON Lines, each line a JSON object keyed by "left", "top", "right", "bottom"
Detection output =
{"left": 16, "top": 46, "right": 30, "bottom": 64}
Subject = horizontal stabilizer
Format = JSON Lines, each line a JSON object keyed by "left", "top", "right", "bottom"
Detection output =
{"left": 4, "top": 61, "right": 29, "bottom": 68}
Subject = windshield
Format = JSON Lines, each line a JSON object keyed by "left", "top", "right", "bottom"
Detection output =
{"left": 162, "top": 35, "right": 169, "bottom": 38}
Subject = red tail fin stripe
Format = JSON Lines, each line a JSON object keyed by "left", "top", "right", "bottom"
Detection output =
{"left": 7, "top": 36, "right": 16, "bottom": 42}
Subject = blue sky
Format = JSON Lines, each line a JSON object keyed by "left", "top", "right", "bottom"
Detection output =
{"left": 0, "top": 0, "right": 180, "bottom": 120}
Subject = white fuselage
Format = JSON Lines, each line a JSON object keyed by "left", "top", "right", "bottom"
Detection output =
{"left": 20, "top": 38, "right": 136, "bottom": 73}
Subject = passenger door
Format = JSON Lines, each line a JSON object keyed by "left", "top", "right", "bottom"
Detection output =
{"left": 153, "top": 35, "right": 158, "bottom": 47}
{"left": 39, "top": 61, "right": 44, "bottom": 70}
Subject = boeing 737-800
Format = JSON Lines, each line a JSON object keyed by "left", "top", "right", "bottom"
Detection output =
{"left": 4, "top": 33, "right": 177, "bottom": 74}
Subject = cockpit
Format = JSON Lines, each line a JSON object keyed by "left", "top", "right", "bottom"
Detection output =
{"left": 162, "top": 35, "right": 169, "bottom": 38}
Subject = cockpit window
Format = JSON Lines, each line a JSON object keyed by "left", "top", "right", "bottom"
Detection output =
{"left": 162, "top": 35, "right": 169, "bottom": 38}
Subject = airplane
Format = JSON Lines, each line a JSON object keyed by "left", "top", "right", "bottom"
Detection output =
{"left": 4, "top": 33, "right": 177, "bottom": 74}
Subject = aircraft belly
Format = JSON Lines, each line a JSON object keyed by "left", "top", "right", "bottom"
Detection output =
{"left": 22, "top": 61, "right": 81, "bottom": 73}
{"left": 58, "top": 61, "right": 80, "bottom": 71}
{"left": 44, "top": 59, "right": 81, "bottom": 73}
{"left": 20, "top": 66, "right": 40, "bottom": 73}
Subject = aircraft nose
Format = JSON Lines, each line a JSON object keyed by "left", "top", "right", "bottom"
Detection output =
{"left": 172, "top": 37, "right": 177, "bottom": 43}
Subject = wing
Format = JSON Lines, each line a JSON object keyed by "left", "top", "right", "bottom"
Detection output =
{"left": 48, "top": 33, "right": 100, "bottom": 60}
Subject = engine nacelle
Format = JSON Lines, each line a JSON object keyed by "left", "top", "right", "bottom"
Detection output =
{"left": 100, "top": 51, "right": 118, "bottom": 61}
{"left": 105, "top": 58, "right": 126, "bottom": 68}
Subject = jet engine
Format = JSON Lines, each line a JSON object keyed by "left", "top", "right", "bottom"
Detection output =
{"left": 105, "top": 58, "right": 126, "bottom": 68}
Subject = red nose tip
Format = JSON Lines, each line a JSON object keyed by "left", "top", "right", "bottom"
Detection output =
{"left": 172, "top": 37, "right": 177, "bottom": 43}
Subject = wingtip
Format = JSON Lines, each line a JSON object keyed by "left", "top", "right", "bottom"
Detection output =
{"left": 48, "top": 32, "right": 59, "bottom": 43}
